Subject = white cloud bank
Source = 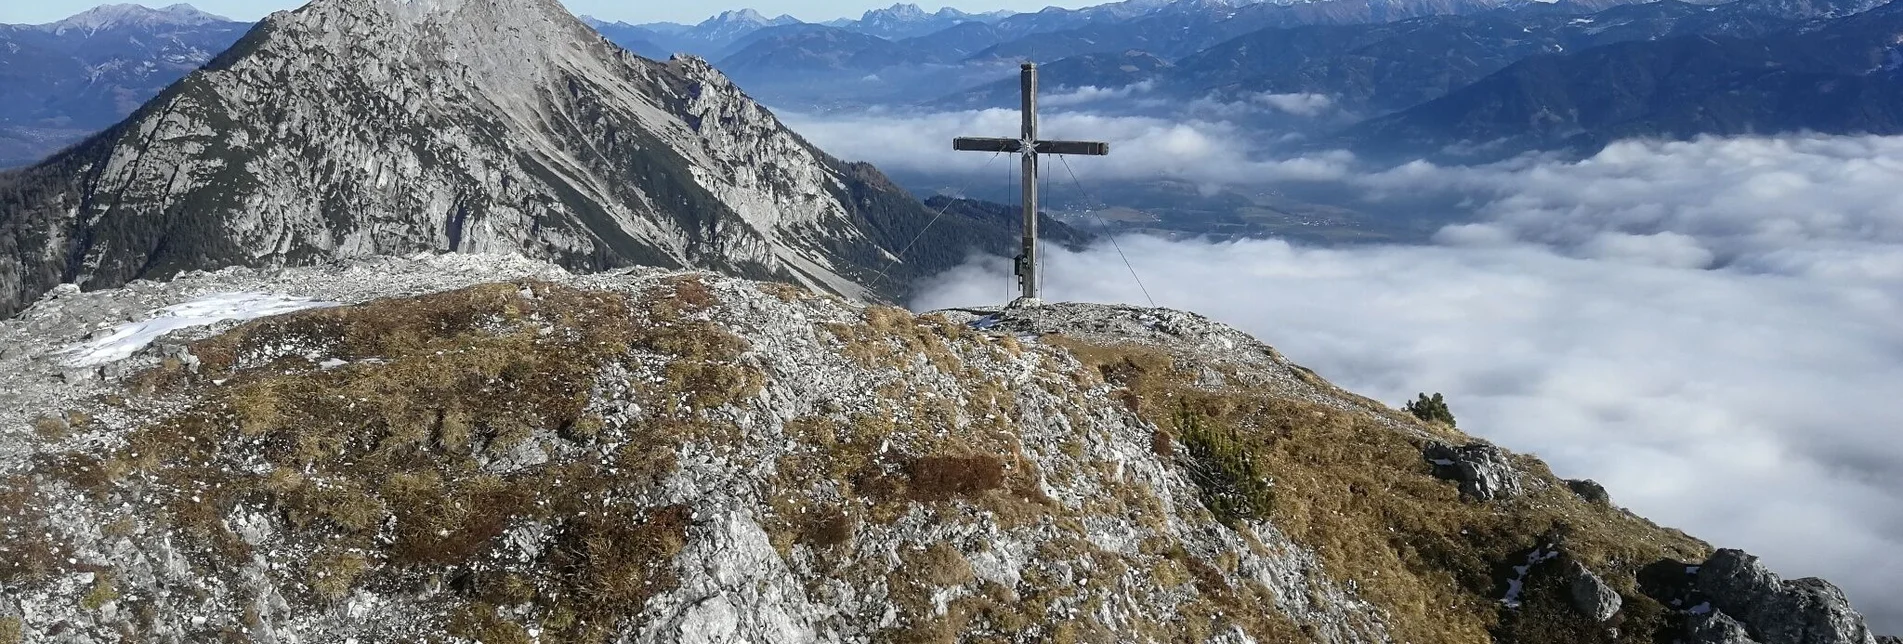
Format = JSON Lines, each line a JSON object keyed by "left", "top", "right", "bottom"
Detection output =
{"left": 779, "top": 107, "right": 1354, "bottom": 187}
{"left": 912, "top": 133, "right": 1903, "bottom": 633}
{"left": 1041, "top": 81, "right": 1157, "bottom": 107}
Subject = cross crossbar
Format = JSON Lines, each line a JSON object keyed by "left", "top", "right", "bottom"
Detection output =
{"left": 952, "top": 62, "right": 1112, "bottom": 305}
{"left": 952, "top": 138, "right": 1110, "bottom": 157}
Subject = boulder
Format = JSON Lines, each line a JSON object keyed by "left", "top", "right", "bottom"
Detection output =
{"left": 1687, "top": 609, "right": 1763, "bottom": 644}
{"left": 1567, "top": 561, "right": 1622, "bottom": 622}
{"left": 1423, "top": 442, "right": 1523, "bottom": 501}
{"left": 1694, "top": 549, "right": 1877, "bottom": 644}
{"left": 1566, "top": 478, "right": 1611, "bottom": 505}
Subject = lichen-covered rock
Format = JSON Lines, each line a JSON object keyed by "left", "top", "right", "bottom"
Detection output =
{"left": 1695, "top": 549, "right": 1877, "bottom": 644}
{"left": 1423, "top": 442, "right": 1524, "bottom": 501}
{"left": 1566, "top": 478, "right": 1611, "bottom": 505}
{"left": 1688, "top": 609, "right": 1765, "bottom": 644}
{"left": 0, "top": 255, "right": 1877, "bottom": 643}
{"left": 1566, "top": 561, "right": 1622, "bottom": 622}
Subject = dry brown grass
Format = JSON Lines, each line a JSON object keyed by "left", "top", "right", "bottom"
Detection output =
{"left": 1044, "top": 336, "right": 1709, "bottom": 643}
{"left": 0, "top": 475, "right": 63, "bottom": 585}
{"left": 758, "top": 281, "right": 812, "bottom": 303}
{"left": 30, "top": 416, "right": 67, "bottom": 441}
{"left": 19, "top": 280, "right": 767, "bottom": 637}
{"left": 903, "top": 455, "right": 1006, "bottom": 502}
{"left": 539, "top": 504, "right": 691, "bottom": 639}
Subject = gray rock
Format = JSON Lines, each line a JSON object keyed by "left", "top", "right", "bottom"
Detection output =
{"left": 1699, "top": 549, "right": 1784, "bottom": 618}
{"left": 57, "top": 367, "right": 98, "bottom": 383}
{"left": 1687, "top": 609, "right": 1764, "bottom": 644}
{"left": 1423, "top": 442, "right": 1523, "bottom": 501}
{"left": 1875, "top": 636, "right": 1900, "bottom": 644}
{"left": 0, "top": 258, "right": 1402, "bottom": 643}
{"left": 1567, "top": 561, "right": 1622, "bottom": 622}
{"left": 1695, "top": 549, "right": 1877, "bottom": 644}
{"left": 1566, "top": 478, "right": 1611, "bottom": 505}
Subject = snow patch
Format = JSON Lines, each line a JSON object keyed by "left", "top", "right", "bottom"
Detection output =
{"left": 1501, "top": 546, "right": 1559, "bottom": 608}
{"left": 59, "top": 292, "right": 337, "bottom": 367}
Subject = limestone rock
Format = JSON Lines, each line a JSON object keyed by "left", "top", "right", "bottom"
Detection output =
{"left": 1687, "top": 609, "right": 1765, "bottom": 644}
{"left": 1566, "top": 478, "right": 1611, "bottom": 505}
{"left": 1424, "top": 442, "right": 1523, "bottom": 501}
{"left": 0, "top": 255, "right": 1885, "bottom": 643}
{"left": 1695, "top": 549, "right": 1877, "bottom": 644}
{"left": 1567, "top": 561, "right": 1622, "bottom": 622}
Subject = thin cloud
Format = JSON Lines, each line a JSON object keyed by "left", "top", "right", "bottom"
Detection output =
{"left": 1252, "top": 92, "right": 1335, "bottom": 116}
{"left": 778, "top": 107, "right": 1356, "bottom": 185}
{"left": 912, "top": 133, "right": 1903, "bottom": 633}
{"left": 1042, "top": 81, "right": 1157, "bottom": 107}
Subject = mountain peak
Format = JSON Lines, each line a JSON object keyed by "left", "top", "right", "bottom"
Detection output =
{"left": 867, "top": 3, "right": 930, "bottom": 20}
{"left": 255, "top": 0, "right": 605, "bottom": 100}
{"left": 702, "top": 8, "right": 797, "bottom": 27}
{"left": 41, "top": 2, "right": 232, "bottom": 33}
{"left": 0, "top": 0, "right": 1017, "bottom": 318}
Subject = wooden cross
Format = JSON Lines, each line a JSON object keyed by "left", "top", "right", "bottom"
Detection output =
{"left": 953, "top": 63, "right": 1110, "bottom": 304}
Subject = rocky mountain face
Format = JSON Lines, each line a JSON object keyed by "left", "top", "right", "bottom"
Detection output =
{"left": 0, "top": 4, "right": 250, "bottom": 167}
{"left": 0, "top": 254, "right": 1887, "bottom": 642}
{"left": 0, "top": 0, "right": 1062, "bottom": 319}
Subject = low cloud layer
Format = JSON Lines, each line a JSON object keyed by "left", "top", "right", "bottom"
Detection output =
{"left": 1041, "top": 81, "right": 1157, "bottom": 107}
{"left": 912, "top": 133, "right": 1903, "bottom": 632}
{"left": 779, "top": 107, "right": 1353, "bottom": 187}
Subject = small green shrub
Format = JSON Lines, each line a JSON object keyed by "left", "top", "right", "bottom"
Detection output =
{"left": 1174, "top": 406, "right": 1275, "bottom": 524}
{"left": 1404, "top": 393, "right": 1457, "bottom": 427}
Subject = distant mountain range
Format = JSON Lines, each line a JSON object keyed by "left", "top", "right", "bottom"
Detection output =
{"left": 0, "top": 4, "right": 250, "bottom": 166}
{"left": 1355, "top": 0, "right": 1903, "bottom": 157}
{"left": 5, "top": 0, "right": 1901, "bottom": 169}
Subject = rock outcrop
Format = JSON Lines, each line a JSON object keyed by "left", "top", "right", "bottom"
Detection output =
{"left": 0, "top": 255, "right": 1883, "bottom": 642}
{"left": 1689, "top": 609, "right": 1765, "bottom": 644}
{"left": 1423, "top": 442, "right": 1525, "bottom": 501}
{"left": 1695, "top": 549, "right": 1877, "bottom": 644}
{"left": 1566, "top": 478, "right": 1611, "bottom": 505}
{"left": 1567, "top": 560, "right": 1622, "bottom": 623}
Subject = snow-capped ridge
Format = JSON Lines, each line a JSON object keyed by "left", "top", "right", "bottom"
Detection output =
{"left": 38, "top": 3, "right": 233, "bottom": 33}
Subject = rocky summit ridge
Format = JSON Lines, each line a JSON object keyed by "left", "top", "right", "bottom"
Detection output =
{"left": 0, "top": 254, "right": 1886, "bottom": 643}
{"left": 0, "top": 0, "right": 1017, "bottom": 319}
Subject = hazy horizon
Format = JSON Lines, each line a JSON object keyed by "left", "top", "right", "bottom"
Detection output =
{"left": 0, "top": 0, "right": 1081, "bottom": 26}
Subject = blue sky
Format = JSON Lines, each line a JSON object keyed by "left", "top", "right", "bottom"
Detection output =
{"left": 1, "top": 0, "right": 1093, "bottom": 25}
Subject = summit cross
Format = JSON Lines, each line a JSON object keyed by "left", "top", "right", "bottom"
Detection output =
{"left": 953, "top": 62, "right": 1110, "bottom": 305}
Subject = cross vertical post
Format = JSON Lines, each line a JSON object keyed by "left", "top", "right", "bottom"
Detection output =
{"left": 1019, "top": 63, "right": 1039, "bottom": 302}
{"left": 953, "top": 63, "right": 1110, "bottom": 305}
